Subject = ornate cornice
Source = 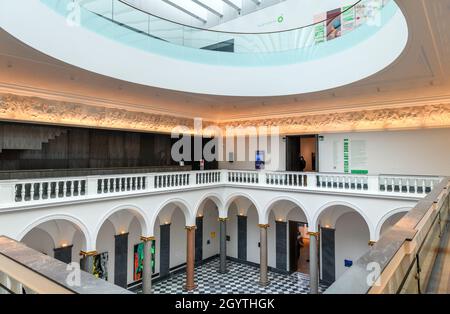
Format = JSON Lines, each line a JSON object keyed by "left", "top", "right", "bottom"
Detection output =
{"left": 1, "top": 93, "right": 450, "bottom": 135}
{"left": 0, "top": 93, "right": 198, "bottom": 134}
{"left": 218, "top": 103, "right": 450, "bottom": 135}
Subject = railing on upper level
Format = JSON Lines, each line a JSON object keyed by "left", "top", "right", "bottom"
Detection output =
{"left": 0, "top": 170, "right": 443, "bottom": 209}
{"left": 325, "top": 177, "right": 450, "bottom": 294}
{"left": 42, "top": 0, "right": 397, "bottom": 54}
{"left": 0, "top": 236, "right": 131, "bottom": 294}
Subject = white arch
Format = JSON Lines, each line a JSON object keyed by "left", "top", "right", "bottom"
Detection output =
{"left": 375, "top": 206, "right": 412, "bottom": 240}
{"left": 93, "top": 204, "right": 150, "bottom": 245}
{"left": 193, "top": 192, "right": 224, "bottom": 218}
{"left": 262, "top": 195, "right": 312, "bottom": 225}
{"left": 17, "top": 213, "right": 92, "bottom": 251}
{"left": 224, "top": 192, "right": 261, "bottom": 221}
{"left": 149, "top": 198, "right": 194, "bottom": 235}
{"left": 312, "top": 201, "right": 376, "bottom": 239}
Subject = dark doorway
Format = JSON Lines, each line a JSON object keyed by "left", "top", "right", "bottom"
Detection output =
{"left": 288, "top": 220, "right": 310, "bottom": 274}
{"left": 286, "top": 135, "right": 319, "bottom": 172}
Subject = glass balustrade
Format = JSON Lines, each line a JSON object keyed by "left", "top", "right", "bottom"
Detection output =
{"left": 41, "top": 0, "right": 398, "bottom": 56}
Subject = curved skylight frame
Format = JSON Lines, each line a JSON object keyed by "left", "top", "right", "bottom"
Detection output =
{"left": 0, "top": 0, "right": 408, "bottom": 96}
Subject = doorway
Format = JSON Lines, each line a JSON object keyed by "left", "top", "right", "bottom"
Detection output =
{"left": 286, "top": 135, "right": 319, "bottom": 172}
{"left": 288, "top": 221, "right": 310, "bottom": 274}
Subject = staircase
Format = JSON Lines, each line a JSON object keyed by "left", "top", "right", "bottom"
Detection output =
{"left": 0, "top": 124, "right": 66, "bottom": 153}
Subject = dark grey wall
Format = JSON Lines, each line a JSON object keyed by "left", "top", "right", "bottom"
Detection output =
{"left": 275, "top": 221, "right": 287, "bottom": 271}
{"left": 53, "top": 245, "right": 72, "bottom": 264}
{"left": 195, "top": 217, "right": 203, "bottom": 265}
{"left": 237, "top": 216, "right": 247, "bottom": 261}
{"left": 0, "top": 121, "right": 218, "bottom": 171}
{"left": 321, "top": 227, "right": 336, "bottom": 284}
{"left": 114, "top": 233, "right": 128, "bottom": 288}
{"left": 159, "top": 224, "right": 171, "bottom": 278}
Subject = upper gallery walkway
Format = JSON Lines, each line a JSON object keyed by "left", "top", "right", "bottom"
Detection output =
{"left": 0, "top": 169, "right": 441, "bottom": 210}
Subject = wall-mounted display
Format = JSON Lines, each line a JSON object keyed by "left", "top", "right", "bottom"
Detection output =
{"left": 255, "top": 150, "right": 265, "bottom": 170}
{"left": 326, "top": 8, "right": 342, "bottom": 40}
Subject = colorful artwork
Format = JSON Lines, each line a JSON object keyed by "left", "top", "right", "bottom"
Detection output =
{"left": 93, "top": 252, "right": 108, "bottom": 281}
{"left": 313, "top": 13, "right": 326, "bottom": 44}
{"left": 133, "top": 242, "right": 155, "bottom": 281}
{"left": 341, "top": 5, "right": 355, "bottom": 35}
{"left": 326, "top": 8, "right": 342, "bottom": 41}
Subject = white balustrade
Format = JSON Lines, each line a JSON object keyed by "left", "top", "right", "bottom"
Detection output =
{"left": 0, "top": 170, "right": 441, "bottom": 207}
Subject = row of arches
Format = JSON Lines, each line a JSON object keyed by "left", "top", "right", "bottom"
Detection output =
{"left": 18, "top": 194, "right": 410, "bottom": 290}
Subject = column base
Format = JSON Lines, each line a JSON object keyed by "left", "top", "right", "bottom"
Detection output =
{"left": 259, "top": 280, "right": 269, "bottom": 287}
{"left": 183, "top": 284, "right": 197, "bottom": 291}
{"left": 217, "top": 269, "right": 229, "bottom": 274}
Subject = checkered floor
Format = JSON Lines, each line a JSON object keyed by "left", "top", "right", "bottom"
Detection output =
{"left": 147, "top": 258, "right": 328, "bottom": 294}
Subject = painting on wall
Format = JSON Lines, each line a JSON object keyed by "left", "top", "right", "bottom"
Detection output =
{"left": 133, "top": 242, "right": 156, "bottom": 281}
{"left": 93, "top": 252, "right": 109, "bottom": 281}
{"left": 326, "top": 8, "right": 342, "bottom": 40}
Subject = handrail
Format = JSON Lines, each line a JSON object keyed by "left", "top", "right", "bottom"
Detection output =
{"left": 325, "top": 177, "right": 450, "bottom": 294}
{"left": 116, "top": 0, "right": 363, "bottom": 35}
{"left": 0, "top": 236, "right": 132, "bottom": 294}
{"left": 63, "top": 0, "right": 396, "bottom": 54}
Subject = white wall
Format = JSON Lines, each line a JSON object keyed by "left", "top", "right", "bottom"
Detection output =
{"left": 169, "top": 209, "right": 187, "bottom": 268}
{"left": 202, "top": 205, "right": 220, "bottom": 259}
{"left": 21, "top": 228, "right": 54, "bottom": 257}
{"left": 218, "top": 135, "right": 286, "bottom": 171}
{"left": 334, "top": 212, "right": 370, "bottom": 278}
{"left": 95, "top": 220, "right": 116, "bottom": 284}
{"left": 319, "top": 128, "right": 450, "bottom": 176}
{"left": 247, "top": 206, "right": 260, "bottom": 264}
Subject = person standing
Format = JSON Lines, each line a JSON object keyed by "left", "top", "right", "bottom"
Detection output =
{"left": 299, "top": 155, "right": 306, "bottom": 172}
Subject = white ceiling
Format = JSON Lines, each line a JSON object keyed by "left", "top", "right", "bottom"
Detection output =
{"left": 0, "top": 0, "right": 449, "bottom": 123}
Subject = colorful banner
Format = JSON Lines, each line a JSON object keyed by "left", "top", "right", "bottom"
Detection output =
{"left": 313, "top": 13, "right": 326, "bottom": 44}
{"left": 133, "top": 242, "right": 156, "bottom": 281}
{"left": 341, "top": 5, "right": 355, "bottom": 34}
{"left": 326, "top": 8, "right": 342, "bottom": 41}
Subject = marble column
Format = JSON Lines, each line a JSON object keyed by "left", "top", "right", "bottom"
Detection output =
{"left": 140, "top": 236, "right": 155, "bottom": 294}
{"left": 80, "top": 250, "right": 97, "bottom": 274}
{"left": 308, "top": 232, "right": 319, "bottom": 294}
{"left": 184, "top": 226, "right": 196, "bottom": 291}
{"left": 259, "top": 224, "right": 269, "bottom": 286}
{"left": 218, "top": 217, "right": 228, "bottom": 273}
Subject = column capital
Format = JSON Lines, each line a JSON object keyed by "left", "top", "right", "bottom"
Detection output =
{"left": 79, "top": 250, "right": 97, "bottom": 257}
{"left": 185, "top": 225, "right": 197, "bottom": 231}
{"left": 307, "top": 231, "right": 320, "bottom": 237}
{"left": 140, "top": 236, "right": 155, "bottom": 242}
{"left": 368, "top": 240, "right": 377, "bottom": 246}
{"left": 258, "top": 224, "right": 270, "bottom": 229}
{"left": 218, "top": 217, "right": 228, "bottom": 222}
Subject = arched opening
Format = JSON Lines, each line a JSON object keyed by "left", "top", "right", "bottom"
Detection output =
{"left": 224, "top": 195, "right": 259, "bottom": 264}
{"left": 379, "top": 211, "right": 408, "bottom": 238}
{"left": 94, "top": 208, "right": 148, "bottom": 288}
{"left": 315, "top": 204, "right": 372, "bottom": 284}
{"left": 151, "top": 201, "right": 190, "bottom": 282}
{"left": 20, "top": 218, "right": 88, "bottom": 265}
{"left": 264, "top": 199, "right": 310, "bottom": 274}
{"left": 195, "top": 198, "right": 220, "bottom": 266}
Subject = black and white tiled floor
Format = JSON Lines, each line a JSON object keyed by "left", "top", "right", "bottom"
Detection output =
{"left": 148, "top": 258, "right": 328, "bottom": 294}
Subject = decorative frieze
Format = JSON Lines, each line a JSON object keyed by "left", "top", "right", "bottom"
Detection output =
{"left": 1, "top": 93, "right": 450, "bottom": 134}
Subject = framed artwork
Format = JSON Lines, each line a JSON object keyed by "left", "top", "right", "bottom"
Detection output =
{"left": 93, "top": 252, "right": 108, "bottom": 281}
{"left": 133, "top": 241, "right": 155, "bottom": 281}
